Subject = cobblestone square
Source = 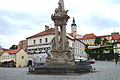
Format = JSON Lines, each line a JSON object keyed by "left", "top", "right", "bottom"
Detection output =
{"left": 0, "top": 61, "right": 120, "bottom": 80}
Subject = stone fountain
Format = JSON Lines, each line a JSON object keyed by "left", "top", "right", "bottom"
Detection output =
{"left": 29, "top": 0, "right": 92, "bottom": 73}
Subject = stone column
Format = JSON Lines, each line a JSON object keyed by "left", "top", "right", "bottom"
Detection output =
{"left": 62, "top": 25, "right": 66, "bottom": 50}
{"left": 59, "top": 0, "right": 65, "bottom": 11}
{"left": 55, "top": 26, "right": 59, "bottom": 51}
{"left": 60, "top": 26, "right": 63, "bottom": 49}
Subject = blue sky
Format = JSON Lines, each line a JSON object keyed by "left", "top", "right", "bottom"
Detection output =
{"left": 0, "top": 0, "right": 120, "bottom": 48}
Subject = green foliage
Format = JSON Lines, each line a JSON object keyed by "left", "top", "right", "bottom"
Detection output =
{"left": 102, "top": 38, "right": 108, "bottom": 45}
{"left": 117, "top": 38, "right": 120, "bottom": 41}
{"left": 85, "top": 45, "right": 91, "bottom": 53}
{"left": 88, "top": 45, "right": 114, "bottom": 61}
{"left": 10, "top": 45, "right": 18, "bottom": 50}
{"left": 94, "top": 37, "right": 101, "bottom": 45}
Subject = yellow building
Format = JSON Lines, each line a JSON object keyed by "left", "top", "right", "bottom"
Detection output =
{"left": 79, "top": 33, "right": 96, "bottom": 45}
{"left": 0, "top": 49, "right": 27, "bottom": 67}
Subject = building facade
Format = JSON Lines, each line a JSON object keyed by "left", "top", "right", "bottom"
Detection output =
{"left": 26, "top": 26, "right": 87, "bottom": 65}
{"left": 0, "top": 49, "right": 27, "bottom": 67}
{"left": 79, "top": 33, "right": 96, "bottom": 45}
{"left": 113, "top": 40, "right": 120, "bottom": 56}
{"left": 74, "top": 39, "right": 87, "bottom": 59}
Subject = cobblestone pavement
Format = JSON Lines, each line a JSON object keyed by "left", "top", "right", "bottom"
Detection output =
{"left": 0, "top": 61, "right": 120, "bottom": 80}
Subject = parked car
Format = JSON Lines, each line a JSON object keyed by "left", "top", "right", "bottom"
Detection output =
{"left": 88, "top": 59, "right": 96, "bottom": 64}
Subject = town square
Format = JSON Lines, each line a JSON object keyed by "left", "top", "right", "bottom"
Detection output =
{"left": 0, "top": 0, "right": 120, "bottom": 80}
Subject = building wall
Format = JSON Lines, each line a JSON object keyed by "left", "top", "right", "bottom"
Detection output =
{"left": 0, "top": 53, "right": 16, "bottom": 62}
{"left": 27, "top": 33, "right": 87, "bottom": 63}
{"left": 27, "top": 34, "right": 75, "bottom": 53}
{"left": 114, "top": 43, "right": 120, "bottom": 54}
{"left": 27, "top": 34, "right": 55, "bottom": 46}
{"left": 74, "top": 40, "right": 87, "bottom": 59}
{"left": 16, "top": 49, "right": 27, "bottom": 67}
{"left": 81, "top": 39, "right": 95, "bottom": 45}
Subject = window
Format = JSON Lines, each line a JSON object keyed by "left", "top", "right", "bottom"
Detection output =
{"left": 72, "top": 43, "right": 74, "bottom": 47}
{"left": 33, "top": 40, "right": 36, "bottom": 44}
{"left": 48, "top": 47, "right": 50, "bottom": 50}
{"left": 22, "top": 56, "right": 24, "bottom": 59}
{"left": 115, "top": 44, "right": 117, "bottom": 47}
{"left": 40, "top": 39, "right": 42, "bottom": 43}
{"left": 45, "top": 38, "right": 48, "bottom": 43}
{"left": 13, "top": 55, "right": 15, "bottom": 59}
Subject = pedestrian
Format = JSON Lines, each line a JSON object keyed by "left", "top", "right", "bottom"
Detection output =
{"left": 115, "top": 56, "right": 119, "bottom": 65}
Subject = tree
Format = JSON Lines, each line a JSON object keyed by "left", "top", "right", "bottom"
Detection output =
{"left": 94, "top": 37, "right": 101, "bottom": 45}
{"left": 117, "top": 38, "right": 120, "bottom": 41}
{"left": 85, "top": 45, "right": 91, "bottom": 58}
{"left": 102, "top": 38, "right": 108, "bottom": 45}
{"left": 10, "top": 45, "right": 18, "bottom": 50}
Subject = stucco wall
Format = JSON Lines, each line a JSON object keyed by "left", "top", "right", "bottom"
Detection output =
{"left": 16, "top": 49, "right": 27, "bottom": 67}
{"left": 27, "top": 34, "right": 55, "bottom": 46}
{"left": 0, "top": 53, "right": 16, "bottom": 62}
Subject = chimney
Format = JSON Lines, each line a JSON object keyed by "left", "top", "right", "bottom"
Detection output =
{"left": 45, "top": 25, "right": 49, "bottom": 30}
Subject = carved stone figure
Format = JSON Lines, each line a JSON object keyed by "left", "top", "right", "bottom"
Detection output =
{"left": 46, "top": 0, "right": 74, "bottom": 64}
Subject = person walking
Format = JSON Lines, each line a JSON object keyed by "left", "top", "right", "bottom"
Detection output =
{"left": 115, "top": 56, "right": 119, "bottom": 65}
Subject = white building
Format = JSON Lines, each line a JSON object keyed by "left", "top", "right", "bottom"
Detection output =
{"left": 26, "top": 26, "right": 87, "bottom": 64}
{"left": 74, "top": 39, "right": 87, "bottom": 59}
{"left": 113, "top": 41, "right": 120, "bottom": 54}
{"left": 78, "top": 33, "right": 96, "bottom": 45}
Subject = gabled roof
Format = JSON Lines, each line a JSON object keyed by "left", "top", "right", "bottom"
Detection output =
{"left": 26, "top": 28, "right": 55, "bottom": 39}
{"left": 78, "top": 33, "right": 96, "bottom": 40}
{"left": 68, "top": 33, "right": 73, "bottom": 37}
{"left": 112, "top": 35, "right": 120, "bottom": 40}
{"left": 0, "top": 48, "right": 9, "bottom": 55}
{"left": 97, "top": 35, "right": 112, "bottom": 38}
{"left": 2, "top": 48, "right": 9, "bottom": 52}
{"left": 26, "top": 28, "right": 75, "bottom": 41}
{"left": 8, "top": 49, "right": 21, "bottom": 54}
{"left": 84, "top": 33, "right": 96, "bottom": 38}
{"left": 78, "top": 37, "right": 96, "bottom": 40}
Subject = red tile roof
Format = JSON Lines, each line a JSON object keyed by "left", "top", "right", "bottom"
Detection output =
{"left": 69, "top": 33, "right": 73, "bottom": 37}
{"left": 0, "top": 48, "right": 9, "bottom": 55}
{"left": 84, "top": 33, "right": 96, "bottom": 38}
{"left": 2, "top": 48, "right": 9, "bottom": 52}
{"left": 26, "top": 28, "right": 75, "bottom": 41}
{"left": 97, "top": 35, "right": 112, "bottom": 38}
{"left": 78, "top": 37, "right": 96, "bottom": 40}
{"left": 78, "top": 33, "right": 96, "bottom": 40}
{"left": 112, "top": 35, "right": 120, "bottom": 40}
{"left": 27, "top": 28, "right": 55, "bottom": 39}
{"left": 8, "top": 49, "right": 21, "bottom": 54}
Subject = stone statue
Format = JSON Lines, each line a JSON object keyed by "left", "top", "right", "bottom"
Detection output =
{"left": 46, "top": 52, "right": 51, "bottom": 63}
{"left": 51, "top": 38, "right": 55, "bottom": 51}
{"left": 65, "top": 39, "right": 69, "bottom": 51}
